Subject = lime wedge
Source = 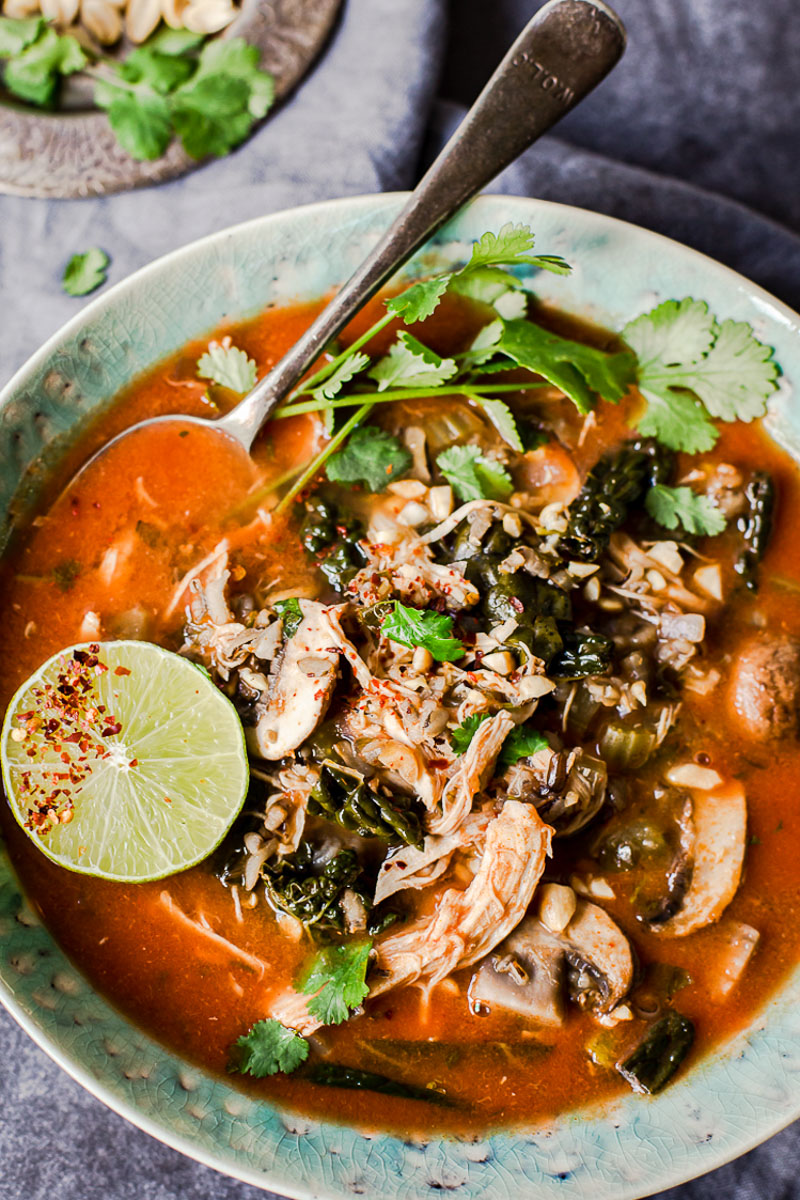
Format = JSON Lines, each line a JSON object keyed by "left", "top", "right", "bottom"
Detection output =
{"left": 1, "top": 641, "right": 248, "bottom": 882}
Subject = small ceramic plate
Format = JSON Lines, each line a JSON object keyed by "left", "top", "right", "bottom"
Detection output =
{"left": 0, "top": 0, "right": 340, "bottom": 198}
{"left": 1, "top": 194, "right": 800, "bottom": 1200}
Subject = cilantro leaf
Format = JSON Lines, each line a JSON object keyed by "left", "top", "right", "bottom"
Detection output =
{"left": 197, "top": 340, "right": 257, "bottom": 392}
{"left": 450, "top": 713, "right": 490, "bottom": 754}
{"left": 462, "top": 223, "right": 571, "bottom": 275}
{"left": 461, "top": 319, "right": 503, "bottom": 369}
{"left": 437, "top": 445, "right": 513, "bottom": 503}
{"left": 495, "top": 318, "right": 636, "bottom": 414}
{"left": 645, "top": 484, "right": 727, "bottom": 536}
{"left": 498, "top": 726, "right": 548, "bottom": 766}
{"left": 299, "top": 938, "right": 372, "bottom": 1026}
{"left": 145, "top": 26, "right": 205, "bottom": 55}
{"left": 450, "top": 266, "right": 528, "bottom": 319}
{"left": 450, "top": 714, "right": 548, "bottom": 764}
{"left": 623, "top": 299, "right": 779, "bottom": 452}
{"left": 273, "top": 597, "right": 303, "bottom": 638}
{"left": 189, "top": 37, "right": 274, "bottom": 118}
{"left": 0, "top": 15, "right": 43, "bottom": 56}
{"left": 170, "top": 74, "right": 252, "bottom": 158}
{"left": 62, "top": 247, "right": 109, "bottom": 297}
{"left": 4, "top": 26, "right": 86, "bottom": 106}
{"left": 233, "top": 1018, "right": 309, "bottom": 1077}
{"left": 96, "top": 87, "right": 172, "bottom": 161}
{"left": 368, "top": 331, "right": 457, "bottom": 392}
{"left": 386, "top": 278, "right": 449, "bottom": 325}
{"left": 634, "top": 382, "right": 718, "bottom": 453}
{"left": 310, "top": 352, "right": 371, "bottom": 402}
{"left": 119, "top": 47, "right": 194, "bottom": 94}
{"left": 381, "top": 601, "right": 465, "bottom": 662}
{"left": 325, "top": 425, "right": 411, "bottom": 492}
{"left": 475, "top": 396, "right": 523, "bottom": 450}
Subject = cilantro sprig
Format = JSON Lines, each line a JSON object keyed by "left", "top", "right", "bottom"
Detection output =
{"left": 62, "top": 247, "right": 109, "bottom": 297}
{"left": 381, "top": 602, "right": 465, "bottom": 663}
{"left": 232, "top": 1018, "right": 309, "bottom": 1078}
{"left": 197, "top": 339, "right": 258, "bottom": 392}
{"left": 299, "top": 938, "right": 372, "bottom": 1026}
{"left": 623, "top": 299, "right": 779, "bottom": 452}
{"left": 0, "top": 23, "right": 274, "bottom": 163}
{"left": 436, "top": 445, "right": 513, "bottom": 503}
{"left": 645, "top": 484, "right": 727, "bottom": 536}
{"left": 325, "top": 426, "right": 412, "bottom": 492}
{"left": 451, "top": 714, "right": 548, "bottom": 765}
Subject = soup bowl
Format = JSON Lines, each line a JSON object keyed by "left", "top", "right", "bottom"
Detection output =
{"left": 1, "top": 193, "right": 800, "bottom": 1199}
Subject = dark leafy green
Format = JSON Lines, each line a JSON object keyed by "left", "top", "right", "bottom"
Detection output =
{"left": 734, "top": 470, "right": 775, "bottom": 591}
{"left": 307, "top": 1063, "right": 453, "bottom": 1106}
{"left": 616, "top": 1011, "right": 695, "bottom": 1095}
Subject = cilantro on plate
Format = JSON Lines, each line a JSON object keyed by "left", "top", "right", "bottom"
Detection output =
{"left": 299, "top": 938, "right": 372, "bottom": 1026}
{"left": 645, "top": 484, "right": 727, "bottom": 536}
{"left": 325, "top": 425, "right": 411, "bottom": 492}
{"left": 62, "top": 248, "right": 109, "bottom": 297}
{"left": 197, "top": 339, "right": 258, "bottom": 393}
{"left": 381, "top": 601, "right": 465, "bottom": 663}
{"left": 0, "top": 23, "right": 275, "bottom": 164}
{"left": 436, "top": 445, "right": 513, "bottom": 503}
{"left": 233, "top": 1018, "right": 309, "bottom": 1078}
{"left": 623, "top": 298, "right": 779, "bottom": 452}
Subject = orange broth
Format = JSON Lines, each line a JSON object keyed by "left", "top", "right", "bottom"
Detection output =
{"left": 2, "top": 295, "right": 800, "bottom": 1135}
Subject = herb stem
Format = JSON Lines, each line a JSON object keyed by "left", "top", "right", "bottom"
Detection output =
{"left": 275, "top": 401, "right": 375, "bottom": 514}
{"left": 288, "top": 312, "right": 396, "bottom": 399}
{"left": 275, "top": 379, "right": 548, "bottom": 418}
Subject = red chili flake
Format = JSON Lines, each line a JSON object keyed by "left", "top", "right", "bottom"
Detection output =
{"left": 101, "top": 722, "right": 122, "bottom": 737}
{"left": 164, "top": 796, "right": 172, "bottom": 804}
{"left": 129, "top": 759, "right": 138, "bottom": 768}
{"left": 114, "top": 666, "right": 131, "bottom": 677}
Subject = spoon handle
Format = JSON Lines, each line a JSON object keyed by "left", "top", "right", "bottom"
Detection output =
{"left": 221, "top": 0, "right": 626, "bottom": 449}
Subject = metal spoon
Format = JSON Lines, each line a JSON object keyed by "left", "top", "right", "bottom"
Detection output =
{"left": 86, "top": 0, "right": 625, "bottom": 466}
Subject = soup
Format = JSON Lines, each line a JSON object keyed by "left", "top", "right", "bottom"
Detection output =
{"left": 2, "top": 232, "right": 800, "bottom": 1135}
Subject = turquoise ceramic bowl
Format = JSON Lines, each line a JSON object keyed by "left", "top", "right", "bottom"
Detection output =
{"left": 1, "top": 194, "right": 800, "bottom": 1199}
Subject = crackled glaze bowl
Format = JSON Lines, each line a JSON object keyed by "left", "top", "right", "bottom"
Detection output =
{"left": 1, "top": 194, "right": 800, "bottom": 1199}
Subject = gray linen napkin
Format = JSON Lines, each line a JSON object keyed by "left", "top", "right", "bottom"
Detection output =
{"left": 3, "top": 1, "right": 800, "bottom": 1198}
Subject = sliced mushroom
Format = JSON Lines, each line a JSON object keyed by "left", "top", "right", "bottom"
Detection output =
{"left": 248, "top": 600, "right": 340, "bottom": 760}
{"left": 651, "top": 780, "right": 746, "bottom": 937}
{"left": 469, "top": 896, "right": 634, "bottom": 1025}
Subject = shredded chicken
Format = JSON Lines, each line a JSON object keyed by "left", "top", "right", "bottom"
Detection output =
{"left": 249, "top": 600, "right": 341, "bottom": 760}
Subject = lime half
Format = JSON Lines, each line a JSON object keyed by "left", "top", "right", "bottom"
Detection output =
{"left": 1, "top": 641, "right": 249, "bottom": 882}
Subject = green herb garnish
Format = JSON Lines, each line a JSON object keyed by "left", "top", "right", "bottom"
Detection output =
{"left": 197, "top": 340, "right": 257, "bottom": 393}
{"left": 499, "top": 725, "right": 549, "bottom": 765}
{"left": 493, "top": 318, "right": 636, "bottom": 414}
{"left": 232, "top": 1018, "right": 309, "bottom": 1077}
{"left": 0, "top": 26, "right": 275, "bottom": 164}
{"left": 273, "top": 598, "right": 304, "bottom": 638}
{"left": 623, "top": 299, "right": 779, "bottom": 452}
{"left": 325, "top": 425, "right": 411, "bottom": 493}
{"left": 645, "top": 484, "right": 726, "bottom": 536}
{"left": 381, "top": 601, "right": 465, "bottom": 663}
{"left": 369, "top": 332, "right": 458, "bottom": 391}
{"left": 62, "top": 248, "right": 110, "bottom": 297}
{"left": 450, "top": 714, "right": 547, "bottom": 764}
{"left": 299, "top": 938, "right": 372, "bottom": 1026}
{"left": 436, "top": 445, "right": 513, "bottom": 503}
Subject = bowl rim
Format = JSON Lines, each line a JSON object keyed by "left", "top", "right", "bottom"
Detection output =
{"left": 2, "top": 190, "right": 800, "bottom": 1200}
